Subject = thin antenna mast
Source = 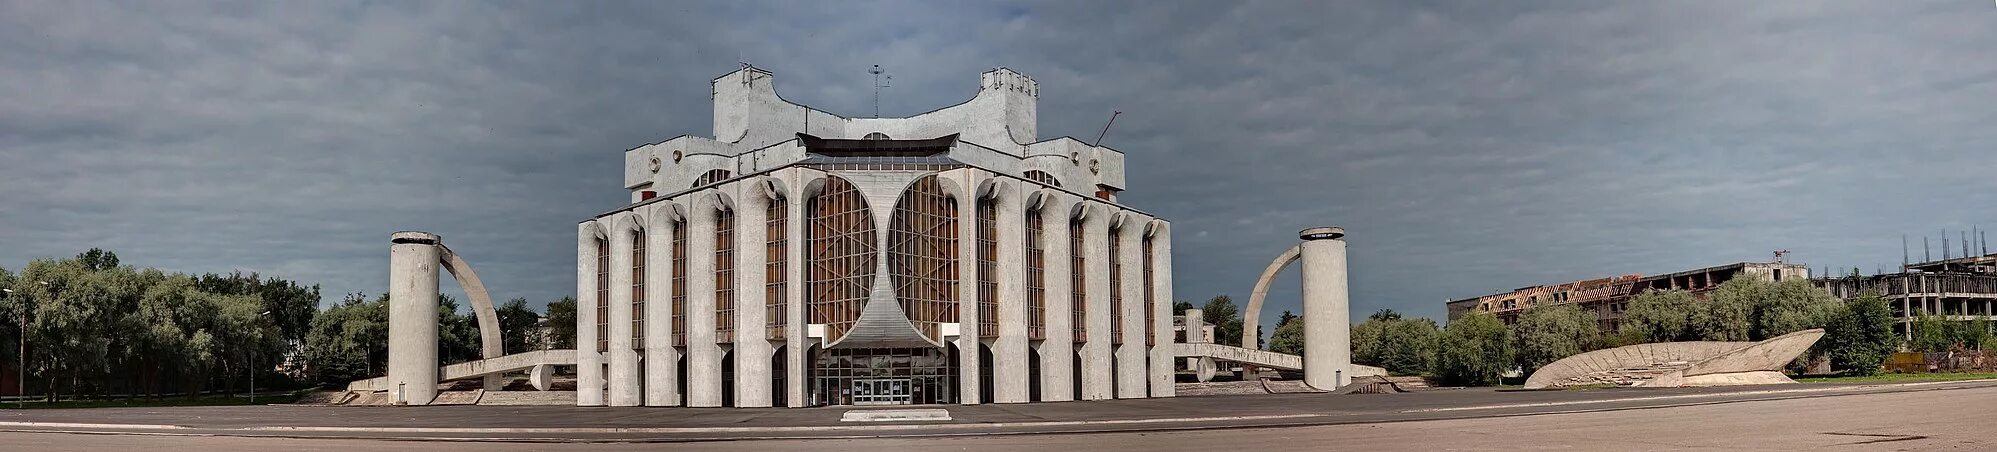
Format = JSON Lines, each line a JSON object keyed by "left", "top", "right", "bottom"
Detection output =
{"left": 1903, "top": 235, "right": 1910, "bottom": 271}
{"left": 869, "top": 65, "right": 891, "bottom": 118}
{"left": 1094, "top": 111, "right": 1123, "bottom": 146}
{"left": 1924, "top": 236, "right": 1932, "bottom": 262}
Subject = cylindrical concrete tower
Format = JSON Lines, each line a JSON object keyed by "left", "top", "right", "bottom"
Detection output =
{"left": 1298, "top": 227, "right": 1350, "bottom": 390}
{"left": 388, "top": 231, "right": 442, "bottom": 405}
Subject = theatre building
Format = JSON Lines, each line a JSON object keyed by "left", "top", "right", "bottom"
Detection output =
{"left": 575, "top": 65, "right": 1175, "bottom": 407}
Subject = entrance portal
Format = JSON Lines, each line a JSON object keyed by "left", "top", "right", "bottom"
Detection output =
{"left": 811, "top": 347, "right": 956, "bottom": 406}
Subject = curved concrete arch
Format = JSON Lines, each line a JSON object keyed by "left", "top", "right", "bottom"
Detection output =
{"left": 758, "top": 176, "right": 790, "bottom": 203}
{"left": 437, "top": 246, "right": 505, "bottom": 359}
{"left": 1242, "top": 244, "right": 1304, "bottom": 349}
{"left": 699, "top": 188, "right": 737, "bottom": 213}
{"left": 611, "top": 211, "right": 644, "bottom": 234}
{"left": 646, "top": 201, "right": 685, "bottom": 229}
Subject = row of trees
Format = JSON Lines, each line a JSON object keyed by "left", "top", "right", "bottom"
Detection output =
{"left": 1332, "top": 276, "right": 1907, "bottom": 386}
{"left": 0, "top": 249, "right": 319, "bottom": 399}
{"left": 0, "top": 249, "right": 572, "bottom": 399}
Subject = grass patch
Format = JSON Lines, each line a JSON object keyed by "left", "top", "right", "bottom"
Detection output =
{"left": 1794, "top": 372, "right": 1997, "bottom": 384}
{"left": 3, "top": 391, "right": 304, "bottom": 409}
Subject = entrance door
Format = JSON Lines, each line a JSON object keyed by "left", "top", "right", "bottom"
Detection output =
{"left": 851, "top": 378, "right": 913, "bottom": 405}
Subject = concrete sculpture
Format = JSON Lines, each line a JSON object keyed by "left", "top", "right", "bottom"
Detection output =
{"left": 1522, "top": 329, "right": 1826, "bottom": 389}
{"left": 1216, "top": 227, "right": 1378, "bottom": 390}
{"left": 382, "top": 231, "right": 565, "bottom": 405}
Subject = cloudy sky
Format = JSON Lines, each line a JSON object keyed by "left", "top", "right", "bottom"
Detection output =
{"left": 3, "top": 1, "right": 1994, "bottom": 333}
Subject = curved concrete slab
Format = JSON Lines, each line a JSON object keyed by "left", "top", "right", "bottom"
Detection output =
{"left": 1241, "top": 244, "right": 1302, "bottom": 348}
{"left": 439, "top": 246, "right": 505, "bottom": 359}
{"left": 1682, "top": 329, "right": 1824, "bottom": 377}
{"left": 1523, "top": 329, "right": 1826, "bottom": 389}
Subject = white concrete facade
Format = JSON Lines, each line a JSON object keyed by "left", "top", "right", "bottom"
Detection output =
{"left": 575, "top": 66, "right": 1175, "bottom": 407}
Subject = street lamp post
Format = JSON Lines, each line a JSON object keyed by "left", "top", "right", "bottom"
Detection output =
{"left": 2, "top": 287, "right": 14, "bottom": 409}
{"left": 252, "top": 310, "right": 270, "bottom": 404}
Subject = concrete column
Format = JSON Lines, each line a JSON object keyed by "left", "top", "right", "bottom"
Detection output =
{"left": 687, "top": 203, "right": 723, "bottom": 407}
{"left": 1148, "top": 224, "right": 1175, "bottom": 398}
{"left": 1114, "top": 220, "right": 1146, "bottom": 399}
{"left": 388, "top": 231, "right": 441, "bottom": 406}
{"left": 1079, "top": 205, "right": 1114, "bottom": 400}
{"left": 606, "top": 221, "right": 641, "bottom": 406}
{"left": 1299, "top": 227, "right": 1351, "bottom": 390}
{"left": 645, "top": 209, "right": 680, "bottom": 406}
{"left": 734, "top": 188, "right": 773, "bottom": 407}
{"left": 575, "top": 225, "right": 605, "bottom": 406}
{"left": 993, "top": 182, "right": 1030, "bottom": 403}
{"left": 785, "top": 175, "right": 809, "bottom": 408}
{"left": 954, "top": 171, "right": 983, "bottom": 405}
{"left": 1183, "top": 308, "right": 1204, "bottom": 369}
{"left": 1037, "top": 196, "right": 1075, "bottom": 402}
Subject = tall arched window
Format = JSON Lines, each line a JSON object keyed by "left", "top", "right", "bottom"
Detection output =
{"left": 1025, "top": 208, "right": 1046, "bottom": 340}
{"left": 715, "top": 208, "right": 736, "bottom": 343}
{"left": 632, "top": 230, "right": 646, "bottom": 350}
{"left": 976, "top": 196, "right": 998, "bottom": 338}
{"left": 1108, "top": 228, "right": 1123, "bottom": 345}
{"left": 889, "top": 175, "right": 958, "bottom": 343}
{"left": 1071, "top": 219, "right": 1086, "bottom": 343}
{"left": 596, "top": 239, "right": 610, "bottom": 353}
{"left": 1142, "top": 235, "right": 1154, "bottom": 346}
{"left": 809, "top": 176, "right": 876, "bottom": 343}
{"left": 693, "top": 169, "right": 733, "bottom": 188}
{"left": 766, "top": 196, "right": 788, "bottom": 340}
{"left": 1024, "top": 170, "right": 1060, "bottom": 188}
{"left": 671, "top": 220, "right": 688, "bottom": 347}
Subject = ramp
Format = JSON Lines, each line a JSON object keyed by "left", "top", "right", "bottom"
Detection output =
{"left": 1173, "top": 342, "right": 1303, "bottom": 370}
{"left": 348, "top": 349, "right": 576, "bottom": 392}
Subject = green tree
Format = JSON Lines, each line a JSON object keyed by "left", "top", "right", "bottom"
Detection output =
{"left": 497, "top": 297, "right": 544, "bottom": 353}
{"left": 1267, "top": 311, "right": 1304, "bottom": 355}
{"left": 303, "top": 293, "right": 389, "bottom": 385}
{"left": 546, "top": 296, "right": 577, "bottom": 350}
{"left": 1510, "top": 303, "right": 1599, "bottom": 376}
{"left": 1172, "top": 300, "right": 1195, "bottom": 315}
{"left": 1353, "top": 315, "right": 1438, "bottom": 376}
{"left": 1693, "top": 277, "right": 1758, "bottom": 341}
{"left": 1908, "top": 310, "right": 1955, "bottom": 353}
{"left": 437, "top": 295, "right": 482, "bottom": 363}
{"left": 77, "top": 248, "right": 120, "bottom": 272}
{"left": 195, "top": 271, "right": 321, "bottom": 346}
{"left": 1822, "top": 293, "right": 1896, "bottom": 375}
{"left": 1753, "top": 278, "right": 1842, "bottom": 340}
{"left": 1624, "top": 289, "right": 1697, "bottom": 342}
{"left": 1962, "top": 318, "right": 1996, "bottom": 351}
{"left": 1432, "top": 312, "right": 1512, "bottom": 386}
{"left": 1202, "top": 295, "right": 1249, "bottom": 347}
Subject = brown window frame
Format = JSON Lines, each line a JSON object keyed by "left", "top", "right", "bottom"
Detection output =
{"left": 715, "top": 208, "right": 736, "bottom": 344}
{"left": 889, "top": 175, "right": 960, "bottom": 343}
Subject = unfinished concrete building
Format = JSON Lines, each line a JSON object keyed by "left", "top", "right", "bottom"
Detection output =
{"left": 1814, "top": 253, "right": 1997, "bottom": 339}
{"left": 1445, "top": 261, "right": 1811, "bottom": 332}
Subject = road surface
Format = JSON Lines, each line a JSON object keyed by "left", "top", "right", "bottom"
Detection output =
{"left": 2, "top": 382, "right": 1988, "bottom": 451}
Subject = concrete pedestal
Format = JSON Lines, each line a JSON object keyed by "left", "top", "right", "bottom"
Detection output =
{"left": 388, "top": 231, "right": 442, "bottom": 405}
{"left": 1299, "top": 227, "right": 1350, "bottom": 390}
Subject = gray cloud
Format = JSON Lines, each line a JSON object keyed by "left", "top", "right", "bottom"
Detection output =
{"left": 3, "top": 1, "right": 1994, "bottom": 334}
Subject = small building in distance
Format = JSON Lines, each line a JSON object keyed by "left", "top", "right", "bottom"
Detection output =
{"left": 1445, "top": 261, "right": 1811, "bottom": 333}
{"left": 1814, "top": 253, "right": 1997, "bottom": 339}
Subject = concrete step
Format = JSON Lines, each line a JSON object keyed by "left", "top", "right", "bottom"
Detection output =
{"left": 478, "top": 391, "right": 577, "bottom": 406}
{"left": 430, "top": 390, "right": 484, "bottom": 405}
{"left": 342, "top": 391, "right": 394, "bottom": 406}
{"left": 1262, "top": 379, "right": 1326, "bottom": 394}
{"left": 841, "top": 408, "right": 952, "bottom": 422}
